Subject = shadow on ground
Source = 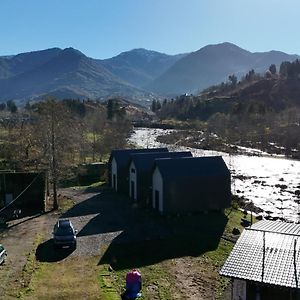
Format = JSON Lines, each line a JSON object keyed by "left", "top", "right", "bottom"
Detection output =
{"left": 7, "top": 210, "right": 53, "bottom": 230}
{"left": 62, "top": 189, "right": 122, "bottom": 219}
{"left": 36, "top": 239, "right": 75, "bottom": 262}
{"left": 60, "top": 187, "right": 228, "bottom": 270}
{"left": 98, "top": 210, "right": 228, "bottom": 270}
{"left": 61, "top": 190, "right": 137, "bottom": 236}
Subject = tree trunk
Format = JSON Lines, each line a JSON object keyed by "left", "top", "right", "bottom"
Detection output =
{"left": 53, "top": 178, "right": 58, "bottom": 210}
{"left": 92, "top": 131, "right": 96, "bottom": 162}
{"left": 51, "top": 108, "right": 58, "bottom": 210}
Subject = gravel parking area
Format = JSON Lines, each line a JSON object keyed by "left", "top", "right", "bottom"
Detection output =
{"left": 59, "top": 188, "right": 129, "bottom": 257}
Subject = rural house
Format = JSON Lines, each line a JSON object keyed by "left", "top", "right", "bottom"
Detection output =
{"left": 108, "top": 148, "right": 168, "bottom": 194}
{"left": 128, "top": 151, "right": 192, "bottom": 205}
{"left": 151, "top": 156, "right": 231, "bottom": 214}
{"left": 220, "top": 220, "right": 300, "bottom": 300}
{"left": 0, "top": 171, "right": 48, "bottom": 216}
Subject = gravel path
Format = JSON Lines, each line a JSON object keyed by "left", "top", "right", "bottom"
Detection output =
{"left": 59, "top": 188, "right": 125, "bottom": 257}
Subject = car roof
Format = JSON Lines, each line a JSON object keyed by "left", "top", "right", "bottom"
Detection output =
{"left": 58, "top": 219, "right": 72, "bottom": 227}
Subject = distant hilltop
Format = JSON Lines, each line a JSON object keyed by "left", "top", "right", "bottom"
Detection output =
{"left": 0, "top": 42, "right": 298, "bottom": 106}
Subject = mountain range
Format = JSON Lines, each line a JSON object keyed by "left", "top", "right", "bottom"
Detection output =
{"left": 0, "top": 42, "right": 298, "bottom": 106}
{"left": 147, "top": 43, "right": 299, "bottom": 95}
{"left": 0, "top": 48, "right": 153, "bottom": 106}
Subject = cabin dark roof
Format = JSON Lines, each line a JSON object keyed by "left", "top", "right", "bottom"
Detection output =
{"left": 154, "top": 156, "right": 229, "bottom": 178}
{"left": 109, "top": 148, "right": 168, "bottom": 167}
{"left": 130, "top": 151, "right": 192, "bottom": 173}
{"left": 220, "top": 220, "right": 300, "bottom": 288}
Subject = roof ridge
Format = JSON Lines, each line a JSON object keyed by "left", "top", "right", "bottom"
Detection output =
{"left": 246, "top": 227, "right": 300, "bottom": 237}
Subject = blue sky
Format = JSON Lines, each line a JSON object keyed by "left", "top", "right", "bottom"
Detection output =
{"left": 1, "top": 0, "right": 299, "bottom": 58}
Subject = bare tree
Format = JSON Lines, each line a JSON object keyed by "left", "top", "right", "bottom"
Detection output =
{"left": 35, "top": 99, "right": 83, "bottom": 208}
{"left": 85, "top": 108, "right": 106, "bottom": 162}
{"left": 0, "top": 98, "right": 132, "bottom": 209}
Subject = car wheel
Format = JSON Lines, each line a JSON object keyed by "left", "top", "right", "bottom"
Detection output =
{"left": 73, "top": 242, "right": 77, "bottom": 250}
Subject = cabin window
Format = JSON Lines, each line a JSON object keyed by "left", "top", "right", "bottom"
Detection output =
{"left": 131, "top": 168, "right": 135, "bottom": 173}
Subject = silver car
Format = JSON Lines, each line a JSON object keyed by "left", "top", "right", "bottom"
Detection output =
{"left": 0, "top": 244, "right": 7, "bottom": 265}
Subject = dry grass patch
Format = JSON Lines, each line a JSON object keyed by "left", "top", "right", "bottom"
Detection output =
{"left": 23, "top": 256, "right": 101, "bottom": 300}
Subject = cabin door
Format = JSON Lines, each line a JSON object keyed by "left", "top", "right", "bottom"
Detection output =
{"left": 113, "top": 174, "right": 116, "bottom": 190}
{"left": 155, "top": 190, "right": 159, "bottom": 210}
{"left": 131, "top": 180, "right": 135, "bottom": 200}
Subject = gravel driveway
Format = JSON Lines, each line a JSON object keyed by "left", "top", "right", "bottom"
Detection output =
{"left": 0, "top": 186, "right": 172, "bottom": 298}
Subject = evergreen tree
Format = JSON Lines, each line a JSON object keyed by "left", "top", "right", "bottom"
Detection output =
{"left": 6, "top": 100, "right": 17, "bottom": 113}
{"left": 151, "top": 100, "right": 157, "bottom": 112}
{"left": 269, "top": 64, "right": 277, "bottom": 75}
{"left": 156, "top": 101, "right": 161, "bottom": 111}
{"left": 0, "top": 103, "right": 6, "bottom": 111}
{"left": 107, "top": 99, "right": 115, "bottom": 120}
{"left": 228, "top": 74, "right": 237, "bottom": 86}
{"left": 279, "top": 61, "right": 291, "bottom": 78}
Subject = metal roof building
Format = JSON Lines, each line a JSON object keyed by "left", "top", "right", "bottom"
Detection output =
{"left": 220, "top": 220, "right": 300, "bottom": 299}
{"left": 128, "top": 151, "right": 192, "bottom": 205}
{"left": 151, "top": 156, "right": 231, "bottom": 214}
{"left": 108, "top": 148, "right": 168, "bottom": 194}
{"left": 0, "top": 171, "right": 47, "bottom": 218}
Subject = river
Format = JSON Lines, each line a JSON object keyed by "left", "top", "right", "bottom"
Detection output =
{"left": 128, "top": 127, "right": 300, "bottom": 222}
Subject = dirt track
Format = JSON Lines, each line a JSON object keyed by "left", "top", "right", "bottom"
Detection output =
{"left": 0, "top": 211, "right": 56, "bottom": 299}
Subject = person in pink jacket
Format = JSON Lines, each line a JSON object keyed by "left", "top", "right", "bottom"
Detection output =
{"left": 122, "top": 269, "right": 142, "bottom": 299}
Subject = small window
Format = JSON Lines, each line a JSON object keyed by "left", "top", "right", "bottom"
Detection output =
{"left": 131, "top": 168, "right": 135, "bottom": 173}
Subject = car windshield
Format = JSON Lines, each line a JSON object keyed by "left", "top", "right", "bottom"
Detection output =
{"left": 0, "top": 245, "right": 4, "bottom": 252}
{"left": 55, "top": 227, "right": 74, "bottom": 236}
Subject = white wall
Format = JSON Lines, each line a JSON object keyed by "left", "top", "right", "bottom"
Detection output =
{"left": 111, "top": 158, "right": 118, "bottom": 191}
{"left": 152, "top": 167, "right": 163, "bottom": 213}
{"left": 129, "top": 161, "right": 137, "bottom": 200}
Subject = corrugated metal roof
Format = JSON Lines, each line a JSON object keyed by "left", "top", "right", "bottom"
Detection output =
{"left": 250, "top": 220, "right": 300, "bottom": 236}
{"left": 220, "top": 220, "right": 300, "bottom": 288}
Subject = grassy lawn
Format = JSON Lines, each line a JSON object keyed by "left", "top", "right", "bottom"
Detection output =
{"left": 23, "top": 257, "right": 102, "bottom": 300}
{"left": 102, "top": 207, "right": 252, "bottom": 299}
{"left": 102, "top": 208, "right": 250, "bottom": 299}
{"left": 17, "top": 195, "right": 252, "bottom": 299}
